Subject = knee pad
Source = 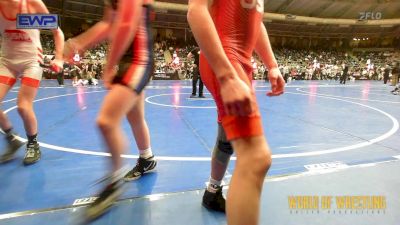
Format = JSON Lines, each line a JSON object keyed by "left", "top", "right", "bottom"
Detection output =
{"left": 217, "top": 140, "right": 233, "bottom": 155}
{"left": 212, "top": 124, "right": 233, "bottom": 164}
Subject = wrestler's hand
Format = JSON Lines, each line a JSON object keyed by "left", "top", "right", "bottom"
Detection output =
{"left": 50, "top": 59, "right": 63, "bottom": 73}
{"left": 220, "top": 76, "right": 254, "bottom": 116}
{"left": 63, "top": 39, "right": 80, "bottom": 64}
{"left": 267, "top": 67, "right": 285, "bottom": 97}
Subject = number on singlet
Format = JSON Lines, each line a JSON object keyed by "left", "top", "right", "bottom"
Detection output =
{"left": 240, "top": 0, "right": 264, "bottom": 13}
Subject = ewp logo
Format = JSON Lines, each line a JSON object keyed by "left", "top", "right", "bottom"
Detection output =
{"left": 16, "top": 14, "right": 58, "bottom": 29}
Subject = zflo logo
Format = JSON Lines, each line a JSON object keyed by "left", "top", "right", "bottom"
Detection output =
{"left": 359, "top": 12, "right": 382, "bottom": 20}
{"left": 241, "top": 0, "right": 264, "bottom": 13}
{"left": 17, "top": 14, "right": 58, "bottom": 29}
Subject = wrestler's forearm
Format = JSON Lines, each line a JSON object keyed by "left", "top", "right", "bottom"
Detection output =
{"left": 70, "top": 21, "right": 111, "bottom": 52}
{"left": 30, "top": 0, "right": 64, "bottom": 60}
{"left": 255, "top": 23, "right": 278, "bottom": 70}
{"left": 52, "top": 27, "right": 64, "bottom": 60}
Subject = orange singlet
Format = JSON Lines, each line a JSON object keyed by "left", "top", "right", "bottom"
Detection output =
{"left": 105, "top": 0, "right": 154, "bottom": 93}
{"left": 200, "top": 0, "right": 265, "bottom": 140}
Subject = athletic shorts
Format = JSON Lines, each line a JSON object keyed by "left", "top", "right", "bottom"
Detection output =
{"left": 200, "top": 54, "right": 263, "bottom": 141}
{"left": 112, "top": 5, "right": 153, "bottom": 94}
{"left": 0, "top": 58, "right": 42, "bottom": 88}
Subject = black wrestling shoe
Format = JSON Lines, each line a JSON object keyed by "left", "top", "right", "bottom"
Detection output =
{"left": 202, "top": 186, "right": 226, "bottom": 213}
{"left": 23, "top": 143, "right": 41, "bottom": 165}
{"left": 0, "top": 135, "right": 25, "bottom": 163}
{"left": 124, "top": 156, "right": 157, "bottom": 181}
{"left": 85, "top": 174, "right": 125, "bottom": 221}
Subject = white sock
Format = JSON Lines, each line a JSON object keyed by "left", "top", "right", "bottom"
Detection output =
{"left": 207, "top": 177, "right": 222, "bottom": 193}
{"left": 139, "top": 147, "right": 153, "bottom": 159}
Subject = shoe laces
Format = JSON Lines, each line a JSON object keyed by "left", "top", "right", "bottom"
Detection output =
{"left": 25, "top": 147, "right": 36, "bottom": 158}
{"left": 130, "top": 158, "right": 145, "bottom": 173}
{"left": 125, "top": 158, "right": 151, "bottom": 177}
{"left": 136, "top": 157, "right": 152, "bottom": 168}
{"left": 214, "top": 186, "right": 224, "bottom": 199}
{"left": 214, "top": 187, "right": 225, "bottom": 200}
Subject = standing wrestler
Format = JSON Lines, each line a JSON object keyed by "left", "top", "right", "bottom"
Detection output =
{"left": 188, "top": 0, "right": 285, "bottom": 224}
{"left": 63, "top": 0, "right": 156, "bottom": 219}
{"left": 0, "top": 0, "right": 64, "bottom": 164}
